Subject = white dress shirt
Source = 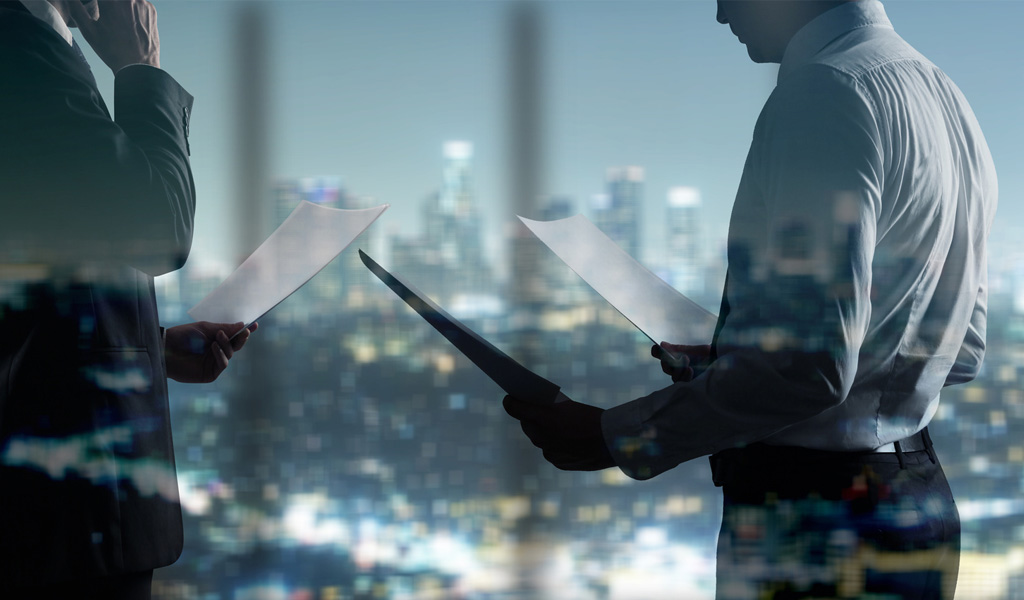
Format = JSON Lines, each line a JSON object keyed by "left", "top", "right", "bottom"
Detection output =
{"left": 602, "top": 0, "right": 997, "bottom": 480}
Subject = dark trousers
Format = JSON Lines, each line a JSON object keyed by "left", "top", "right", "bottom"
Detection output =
{"left": 8, "top": 569, "right": 153, "bottom": 600}
{"left": 711, "top": 435, "right": 960, "bottom": 600}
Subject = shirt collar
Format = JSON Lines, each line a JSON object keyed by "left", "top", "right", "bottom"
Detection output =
{"left": 19, "top": 0, "right": 74, "bottom": 45}
{"left": 778, "top": 0, "right": 893, "bottom": 83}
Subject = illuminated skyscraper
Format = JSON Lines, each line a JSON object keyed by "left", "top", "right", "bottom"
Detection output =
{"left": 666, "top": 186, "right": 703, "bottom": 296}
{"left": 273, "top": 176, "right": 343, "bottom": 226}
{"left": 594, "top": 167, "right": 644, "bottom": 260}
{"left": 418, "top": 141, "right": 491, "bottom": 303}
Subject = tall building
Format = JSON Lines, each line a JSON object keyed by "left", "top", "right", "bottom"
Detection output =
{"left": 538, "top": 195, "right": 573, "bottom": 222}
{"left": 395, "top": 142, "right": 492, "bottom": 305}
{"left": 272, "top": 176, "right": 344, "bottom": 226}
{"left": 594, "top": 166, "right": 644, "bottom": 260}
{"left": 666, "top": 186, "right": 703, "bottom": 296}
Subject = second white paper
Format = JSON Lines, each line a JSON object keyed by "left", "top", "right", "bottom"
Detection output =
{"left": 189, "top": 201, "right": 388, "bottom": 326}
{"left": 520, "top": 214, "right": 718, "bottom": 346}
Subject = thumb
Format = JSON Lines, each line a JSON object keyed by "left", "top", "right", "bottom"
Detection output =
{"left": 65, "top": 0, "right": 100, "bottom": 29}
{"left": 503, "top": 395, "right": 553, "bottom": 422}
{"left": 207, "top": 321, "right": 246, "bottom": 335}
{"left": 659, "top": 342, "right": 689, "bottom": 368}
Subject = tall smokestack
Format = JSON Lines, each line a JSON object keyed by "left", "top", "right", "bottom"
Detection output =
{"left": 235, "top": 3, "right": 270, "bottom": 254}
{"left": 229, "top": 1, "right": 276, "bottom": 515}
{"left": 506, "top": 3, "right": 558, "bottom": 597}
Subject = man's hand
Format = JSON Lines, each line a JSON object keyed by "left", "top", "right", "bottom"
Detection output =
{"left": 66, "top": 0, "right": 160, "bottom": 73}
{"left": 165, "top": 322, "right": 256, "bottom": 384}
{"left": 652, "top": 342, "right": 712, "bottom": 382}
{"left": 503, "top": 395, "right": 615, "bottom": 471}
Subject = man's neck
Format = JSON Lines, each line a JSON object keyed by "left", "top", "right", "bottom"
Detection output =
{"left": 772, "top": 1, "right": 850, "bottom": 63}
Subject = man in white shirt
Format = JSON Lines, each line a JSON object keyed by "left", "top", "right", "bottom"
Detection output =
{"left": 504, "top": 1, "right": 997, "bottom": 597}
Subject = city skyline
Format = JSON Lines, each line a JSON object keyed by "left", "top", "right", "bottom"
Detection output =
{"left": 151, "top": 165, "right": 1024, "bottom": 597}
{"left": 215, "top": 142, "right": 721, "bottom": 308}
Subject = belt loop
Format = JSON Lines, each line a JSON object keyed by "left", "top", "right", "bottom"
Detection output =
{"left": 893, "top": 440, "right": 905, "bottom": 469}
{"left": 922, "top": 427, "right": 937, "bottom": 464}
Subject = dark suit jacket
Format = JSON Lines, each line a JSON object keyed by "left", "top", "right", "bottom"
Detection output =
{"left": 0, "top": 2, "right": 195, "bottom": 585}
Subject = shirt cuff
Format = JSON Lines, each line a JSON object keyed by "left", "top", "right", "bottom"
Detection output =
{"left": 601, "top": 397, "right": 668, "bottom": 481}
{"left": 113, "top": 63, "right": 163, "bottom": 77}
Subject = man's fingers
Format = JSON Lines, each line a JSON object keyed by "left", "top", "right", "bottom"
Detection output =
{"left": 672, "top": 367, "right": 695, "bottom": 383}
{"left": 520, "top": 422, "right": 581, "bottom": 456}
{"left": 543, "top": 451, "right": 597, "bottom": 471}
{"left": 502, "top": 395, "right": 553, "bottom": 422}
{"left": 519, "top": 421, "right": 549, "bottom": 448}
{"left": 504, "top": 396, "right": 613, "bottom": 471}
{"left": 658, "top": 342, "right": 689, "bottom": 375}
{"left": 213, "top": 341, "right": 229, "bottom": 373}
{"left": 659, "top": 341, "right": 689, "bottom": 363}
{"left": 653, "top": 342, "right": 687, "bottom": 360}
{"left": 543, "top": 449, "right": 576, "bottom": 470}
{"left": 505, "top": 396, "right": 564, "bottom": 450}
{"left": 66, "top": 0, "right": 103, "bottom": 36}
{"left": 231, "top": 329, "right": 250, "bottom": 351}
{"left": 216, "top": 329, "right": 234, "bottom": 360}
{"left": 542, "top": 449, "right": 611, "bottom": 471}
{"left": 75, "top": 0, "right": 160, "bottom": 72}
{"left": 661, "top": 361, "right": 693, "bottom": 377}
{"left": 657, "top": 341, "right": 712, "bottom": 383}
{"left": 65, "top": 0, "right": 100, "bottom": 28}
{"left": 226, "top": 321, "right": 253, "bottom": 350}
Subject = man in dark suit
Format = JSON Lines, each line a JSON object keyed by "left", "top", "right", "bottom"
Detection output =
{"left": 0, "top": 1, "right": 254, "bottom": 597}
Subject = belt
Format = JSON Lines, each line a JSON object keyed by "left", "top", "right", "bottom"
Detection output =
{"left": 710, "top": 427, "right": 937, "bottom": 487}
{"left": 874, "top": 427, "right": 932, "bottom": 453}
{"left": 875, "top": 427, "right": 935, "bottom": 469}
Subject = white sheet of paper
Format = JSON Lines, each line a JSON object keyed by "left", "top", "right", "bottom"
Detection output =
{"left": 520, "top": 214, "right": 718, "bottom": 346}
{"left": 188, "top": 201, "right": 388, "bottom": 326}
